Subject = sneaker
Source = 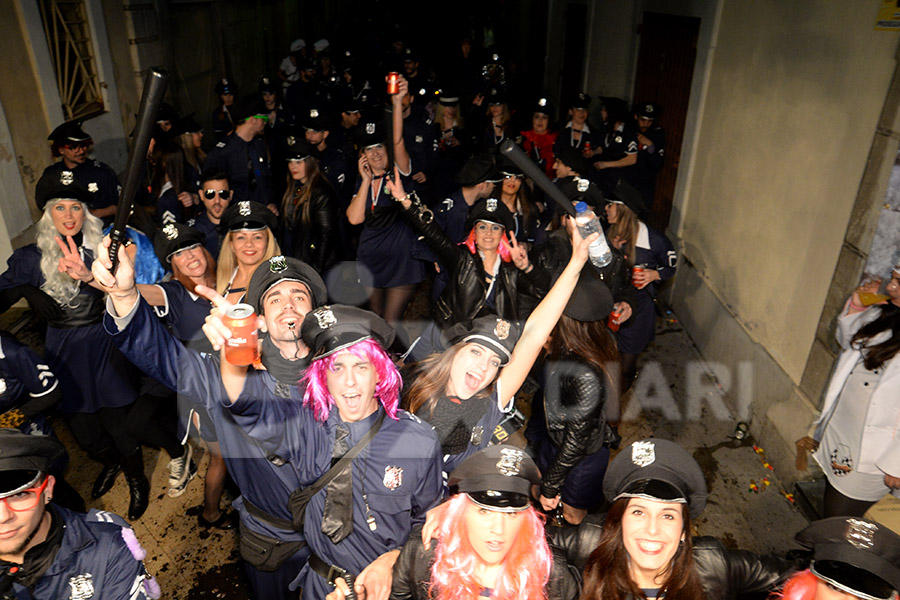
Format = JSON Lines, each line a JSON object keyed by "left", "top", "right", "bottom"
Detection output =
{"left": 167, "top": 444, "right": 197, "bottom": 497}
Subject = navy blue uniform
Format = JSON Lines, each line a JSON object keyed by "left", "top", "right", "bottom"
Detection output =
{"left": 0, "top": 245, "right": 137, "bottom": 414}
{"left": 634, "top": 125, "right": 666, "bottom": 208}
{"left": 104, "top": 298, "right": 308, "bottom": 600}
{"left": 227, "top": 376, "right": 443, "bottom": 599}
{"left": 354, "top": 173, "right": 425, "bottom": 288}
{"left": 186, "top": 211, "right": 223, "bottom": 259}
{"left": 615, "top": 222, "right": 676, "bottom": 355}
{"left": 317, "top": 144, "right": 348, "bottom": 196}
{"left": 8, "top": 505, "right": 157, "bottom": 600}
{"left": 554, "top": 122, "right": 602, "bottom": 154}
{"left": 205, "top": 134, "right": 274, "bottom": 207}
{"left": 155, "top": 187, "right": 195, "bottom": 227}
{"left": 212, "top": 106, "right": 234, "bottom": 142}
{"left": 36, "top": 161, "right": 120, "bottom": 223}
{"left": 596, "top": 128, "right": 639, "bottom": 194}
{"left": 0, "top": 331, "right": 59, "bottom": 436}
{"left": 403, "top": 112, "right": 438, "bottom": 195}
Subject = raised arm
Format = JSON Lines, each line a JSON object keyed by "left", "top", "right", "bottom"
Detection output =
{"left": 391, "top": 75, "right": 411, "bottom": 174}
{"left": 496, "top": 226, "right": 594, "bottom": 408}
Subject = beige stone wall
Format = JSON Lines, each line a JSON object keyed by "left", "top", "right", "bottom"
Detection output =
{"left": 678, "top": 2, "right": 899, "bottom": 382}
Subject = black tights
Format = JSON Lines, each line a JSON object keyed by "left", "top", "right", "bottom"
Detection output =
{"left": 823, "top": 480, "right": 877, "bottom": 518}
{"left": 367, "top": 284, "right": 417, "bottom": 348}
{"left": 620, "top": 352, "right": 638, "bottom": 396}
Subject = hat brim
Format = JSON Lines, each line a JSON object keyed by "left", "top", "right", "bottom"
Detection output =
{"left": 812, "top": 550, "right": 900, "bottom": 598}
{"left": 460, "top": 333, "right": 512, "bottom": 366}
{"left": 0, "top": 470, "right": 42, "bottom": 498}
{"left": 811, "top": 559, "right": 898, "bottom": 600}
{"left": 465, "top": 491, "right": 531, "bottom": 513}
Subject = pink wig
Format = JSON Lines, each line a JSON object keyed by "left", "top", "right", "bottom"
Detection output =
{"left": 463, "top": 228, "right": 513, "bottom": 262}
{"left": 300, "top": 339, "right": 402, "bottom": 422}
{"left": 772, "top": 570, "right": 817, "bottom": 600}
{"left": 428, "top": 494, "right": 551, "bottom": 600}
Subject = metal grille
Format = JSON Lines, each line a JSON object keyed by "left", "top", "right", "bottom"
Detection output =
{"left": 38, "top": 0, "right": 104, "bottom": 121}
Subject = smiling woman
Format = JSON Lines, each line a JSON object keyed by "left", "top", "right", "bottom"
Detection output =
{"left": 215, "top": 200, "right": 281, "bottom": 304}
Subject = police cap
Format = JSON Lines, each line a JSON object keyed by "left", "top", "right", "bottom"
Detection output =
{"left": 532, "top": 96, "right": 555, "bottom": 118}
{"left": 154, "top": 223, "right": 205, "bottom": 265}
{"left": 637, "top": 102, "right": 661, "bottom": 120}
{"left": 556, "top": 176, "right": 604, "bottom": 212}
{"left": 465, "top": 197, "right": 516, "bottom": 234}
{"left": 215, "top": 78, "right": 237, "bottom": 95}
{"left": 448, "top": 445, "right": 540, "bottom": 512}
{"left": 157, "top": 102, "right": 178, "bottom": 125}
{"left": 354, "top": 120, "right": 387, "bottom": 150}
{"left": 569, "top": 92, "right": 591, "bottom": 110}
{"left": 246, "top": 256, "right": 327, "bottom": 314}
{"left": 443, "top": 315, "right": 519, "bottom": 367}
{"left": 485, "top": 87, "right": 506, "bottom": 106}
{"left": 560, "top": 267, "right": 614, "bottom": 322}
{"left": 797, "top": 517, "right": 900, "bottom": 600}
{"left": 554, "top": 146, "right": 590, "bottom": 177}
{"left": 455, "top": 153, "right": 502, "bottom": 187}
{"left": 606, "top": 179, "right": 646, "bottom": 217}
{"left": 303, "top": 108, "right": 331, "bottom": 132}
{"left": 230, "top": 95, "right": 266, "bottom": 126}
{"left": 174, "top": 113, "right": 203, "bottom": 135}
{"left": 496, "top": 156, "right": 524, "bottom": 180}
{"left": 0, "top": 429, "right": 65, "bottom": 497}
{"left": 258, "top": 76, "right": 277, "bottom": 95}
{"left": 438, "top": 90, "right": 460, "bottom": 106}
{"left": 36, "top": 174, "right": 92, "bottom": 211}
{"left": 47, "top": 120, "right": 91, "bottom": 144}
{"left": 603, "top": 438, "right": 707, "bottom": 518}
{"left": 301, "top": 305, "right": 395, "bottom": 360}
{"left": 220, "top": 200, "right": 278, "bottom": 234}
{"left": 284, "top": 134, "right": 318, "bottom": 162}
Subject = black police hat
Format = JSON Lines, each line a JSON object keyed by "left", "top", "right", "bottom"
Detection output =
{"left": 36, "top": 173, "right": 92, "bottom": 211}
{"left": 485, "top": 87, "right": 506, "bottom": 106}
{"left": 455, "top": 153, "right": 502, "bottom": 187}
{"left": 438, "top": 90, "right": 460, "bottom": 106}
{"left": 246, "top": 256, "right": 327, "bottom": 314}
{"left": 568, "top": 92, "right": 591, "bottom": 110}
{"left": 443, "top": 315, "right": 520, "bottom": 367}
{"left": 354, "top": 120, "right": 387, "bottom": 150}
{"left": 556, "top": 176, "right": 605, "bottom": 212}
{"left": 340, "top": 99, "right": 361, "bottom": 114}
{"left": 402, "top": 47, "right": 418, "bottom": 62}
{"left": 157, "top": 102, "right": 178, "bottom": 124}
{"left": 560, "top": 267, "right": 614, "bottom": 322}
{"left": 302, "top": 108, "right": 331, "bottom": 132}
{"left": 532, "top": 95, "right": 555, "bottom": 117}
{"left": 215, "top": 78, "right": 237, "bottom": 95}
{"left": 603, "top": 438, "right": 707, "bottom": 518}
{"left": 554, "top": 146, "right": 590, "bottom": 177}
{"left": 220, "top": 200, "right": 278, "bottom": 234}
{"left": 230, "top": 95, "right": 266, "bottom": 126}
{"left": 48, "top": 120, "right": 91, "bottom": 144}
{"left": 301, "top": 305, "right": 395, "bottom": 360}
{"left": 797, "top": 517, "right": 900, "bottom": 600}
{"left": 154, "top": 223, "right": 205, "bottom": 265}
{"left": 284, "top": 133, "right": 318, "bottom": 161}
{"left": 448, "top": 445, "right": 540, "bottom": 512}
{"left": 0, "top": 429, "right": 65, "bottom": 496}
{"left": 258, "top": 76, "right": 277, "bottom": 95}
{"left": 174, "top": 113, "right": 203, "bottom": 135}
{"left": 606, "top": 179, "right": 646, "bottom": 216}
{"left": 465, "top": 198, "right": 516, "bottom": 235}
{"left": 637, "top": 102, "right": 662, "bottom": 120}
{"left": 496, "top": 156, "right": 524, "bottom": 179}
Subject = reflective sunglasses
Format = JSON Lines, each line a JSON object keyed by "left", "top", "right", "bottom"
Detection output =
{"left": 203, "top": 189, "right": 232, "bottom": 200}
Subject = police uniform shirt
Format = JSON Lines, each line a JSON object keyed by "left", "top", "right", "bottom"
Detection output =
{"left": 229, "top": 373, "right": 444, "bottom": 599}
{"left": 36, "top": 160, "right": 120, "bottom": 212}
{"left": 150, "top": 281, "right": 212, "bottom": 346}
{"left": 317, "top": 144, "right": 348, "bottom": 196}
{"left": 632, "top": 222, "right": 676, "bottom": 300}
{"left": 0, "top": 331, "right": 58, "bottom": 436}
{"left": 187, "top": 211, "right": 224, "bottom": 259}
{"left": 603, "top": 128, "right": 639, "bottom": 162}
{"left": 205, "top": 134, "right": 274, "bottom": 207}
{"left": 12, "top": 505, "right": 156, "bottom": 600}
{"left": 103, "top": 297, "right": 309, "bottom": 543}
{"left": 403, "top": 111, "right": 439, "bottom": 183}
{"left": 635, "top": 125, "right": 666, "bottom": 180}
{"left": 554, "top": 122, "right": 601, "bottom": 153}
{"left": 155, "top": 183, "right": 194, "bottom": 227}
{"left": 212, "top": 105, "right": 234, "bottom": 142}
{"left": 434, "top": 188, "right": 470, "bottom": 245}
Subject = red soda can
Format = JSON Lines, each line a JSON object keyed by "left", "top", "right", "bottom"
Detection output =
{"left": 608, "top": 307, "right": 622, "bottom": 332}
{"left": 387, "top": 72, "right": 400, "bottom": 95}
{"left": 223, "top": 304, "right": 259, "bottom": 366}
{"left": 632, "top": 264, "right": 646, "bottom": 288}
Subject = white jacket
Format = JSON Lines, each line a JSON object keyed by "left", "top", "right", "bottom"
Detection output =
{"left": 814, "top": 300, "right": 900, "bottom": 477}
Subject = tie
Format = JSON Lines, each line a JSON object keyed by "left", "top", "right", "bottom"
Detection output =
{"left": 321, "top": 423, "right": 354, "bottom": 543}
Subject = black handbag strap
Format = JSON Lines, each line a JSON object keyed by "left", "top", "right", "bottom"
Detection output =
{"left": 304, "top": 409, "right": 386, "bottom": 502}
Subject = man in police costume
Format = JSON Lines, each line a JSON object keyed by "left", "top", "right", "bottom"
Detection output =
{"left": 0, "top": 429, "right": 158, "bottom": 599}
{"left": 95, "top": 249, "right": 327, "bottom": 600}
{"left": 632, "top": 102, "right": 666, "bottom": 209}
{"left": 303, "top": 108, "right": 347, "bottom": 195}
{"left": 205, "top": 96, "right": 276, "bottom": 212}
{"left": 35, "top": 121, "right": 120, "bottom": 225}
{"left": 187, "top": 169, "right": 231, "bottom": 259}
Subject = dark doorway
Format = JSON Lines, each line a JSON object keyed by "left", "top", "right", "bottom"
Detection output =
{"left": 560, "top": 2, "right": 588, "bottom": 106}
{"left": 632, "top": 12, "right": 700, "bottom": 231}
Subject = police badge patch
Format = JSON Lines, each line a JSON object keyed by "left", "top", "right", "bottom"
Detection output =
{"left": 366, "top": 122, "right": 376, "bottom": 135}
{"left": 87, "top": 182, "right": 99, "bottom": 193}
{"left": 631, "top": 441, "right": 656, "bottom": 467}
{"left": 494, "top": 319, "right": 510, "bottom": 340}
{"left": 576, "top": 177, "right": 589, "bottom": 193}
{"left": 68, "top": 573, "right": 94, "bottom": 599}
{"left": 470, "top": 425, "right": 484, "bottom": 446}
{"left": 313, "top": 306, "right": 337, "bottom": 329}
{"left": 486, "top": 198, "right": 498, "bottom": 212}
{"left": 238, "top": 201, "right": 251, "bottom": 216}
{"left": 269, "top": 256, "right": 288, "bottom": 273}
{"left": 383, "top": 466, "right": 403, "bottom": 490}
{"left": 415, "top": 135, "right": 423, "bottom": 143}
{"left": 60, "top": 171, "right": 74, "bottom": 186}
{"left": 496, "top": 447, "right": 524, "bottom": 476}
{"left": 845, "top": 518, "right": 878, "bottom": 550}
{"left": 310, "top": 109, "right": 319, "bottom": 118}
{"left": 162, "top": 224, "right": 178, "bottom": 241}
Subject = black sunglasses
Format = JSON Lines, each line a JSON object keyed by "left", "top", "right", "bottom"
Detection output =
{"left": 203, "top": 189, "right": 231, "bottom": 200}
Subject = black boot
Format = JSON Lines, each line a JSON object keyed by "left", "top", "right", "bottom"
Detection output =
{"left": 91, "top": 447, "right": 122, "bottom": 499}
{"left": 122, "top": 448, "right": 150, "bottom": 521}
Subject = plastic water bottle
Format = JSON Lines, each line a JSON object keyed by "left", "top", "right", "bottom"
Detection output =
{"left": 574, "top": 201, "right": 612, "bottom": 268}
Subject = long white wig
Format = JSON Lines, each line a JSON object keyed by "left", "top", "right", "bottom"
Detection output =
{"left": 36, "top": 199, "right": 104, "bottom": 307}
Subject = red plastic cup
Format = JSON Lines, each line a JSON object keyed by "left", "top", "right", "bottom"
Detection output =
{"left": 223, "top": 304, "right": 259, "bottom": 366}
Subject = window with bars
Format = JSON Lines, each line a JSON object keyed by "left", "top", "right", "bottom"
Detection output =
{"left": 39, "top": 0, "right": 104, "bottom": 121}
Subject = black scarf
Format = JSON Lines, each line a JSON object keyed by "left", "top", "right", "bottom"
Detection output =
{"left": 260, "top": 334, "right": 309, "bottom": 388}
{"left": 0, "top": 505, "right": 64, "bottom": 593}
{"left": 422, "top": 395, "right": 490, "bottom": 455}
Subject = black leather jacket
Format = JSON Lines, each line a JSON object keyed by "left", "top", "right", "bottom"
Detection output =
{"left": 402, "top": 203, "right": 540, "bottom": 329}
{"left": 522, "top": 229, "right": 635, "bottom": 315}
{"left": 536, "top": 357, "right": 609, "bottom": 498}
{"left": 282, "top": 183, "right": 339, "bottom": 274}
{"left": 549, "top": 515, "right": 796, "bottom": 600}
{"left": 391, "top": 525, "right": 581, "bottom": 600}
